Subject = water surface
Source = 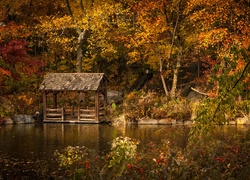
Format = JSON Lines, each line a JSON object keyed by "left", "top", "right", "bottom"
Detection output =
{"left": 0, "top": 123, "right": 249, "bottom": 161}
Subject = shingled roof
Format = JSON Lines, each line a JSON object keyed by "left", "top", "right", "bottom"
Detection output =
{"left": 39, "top": 73, "right": 107, "bottom": 91}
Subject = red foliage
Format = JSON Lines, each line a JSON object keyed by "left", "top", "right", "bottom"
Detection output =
{"left": 1, "top": 40, "right": 29, "bottom": 63}
{"left": 0, "top": 21, "right": 44, "bottom": 82}
{"left": 0, "top": 39, "right": 44, "bottom": 78}
{"left": 85, "top": 162, "right": 89, "bottom": 169}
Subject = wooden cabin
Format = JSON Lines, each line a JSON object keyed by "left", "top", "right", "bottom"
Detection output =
{"left": 39, "top": 73, "right": 108, "bottom": 123}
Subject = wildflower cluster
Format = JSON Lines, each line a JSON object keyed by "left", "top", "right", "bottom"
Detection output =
{"left": 102, "top": 136, "right": 139, "bottom": 178}
{"left": 54, "top": 146, "right": 101, "bottom": 179}
{"left": 50, "top": 134, "right": 250, "bottom": 179}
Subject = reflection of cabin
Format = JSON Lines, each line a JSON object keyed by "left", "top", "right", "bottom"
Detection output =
{"left": 39, "top": 73, "right": 108, "bottom": 123}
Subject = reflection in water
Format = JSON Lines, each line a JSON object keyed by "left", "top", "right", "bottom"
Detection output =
{"left": 0, "top": 124, "right": 249, "bottom": 161}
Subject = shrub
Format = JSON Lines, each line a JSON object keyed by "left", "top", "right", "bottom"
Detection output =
{"left": 54, "top": 146, "right": 102, "bottom": 179}
{"left": 0, "top": 97, "right": 15, "bottom": 119}
{"left": 102, "top": 136, "right": 139, "bottom": 178}
{"left": 123, "top": 91, "right": 192, "bottom": 121}
{"left": 0, "top": 158, "right": 50, "bottom": 179}
{"left": 3, "top": 132, "right": 249, "bottom": 179}
{"left": 52, "top": 133, "right": 250, "bottom": 179}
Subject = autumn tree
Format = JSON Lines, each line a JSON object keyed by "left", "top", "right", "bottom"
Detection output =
{"left": 36, "top": 0, "right": 121, "bottom": 73}
{"left": 0, "top": 1, "right": 45, "bottom": 95}
{"left": 121, "top": 0, "right": 191, "bottom": 98}
{"left": 0, "top": 0, "right": 53, "bottom": 116}
{"left": 185, "top": 0, "right": 250, "bottom": 96}
{"left": 35, "top": 0, "right": 137, "bottom": 90}
{"left": 183, "top": 0, "right": 250, "bottom": 135}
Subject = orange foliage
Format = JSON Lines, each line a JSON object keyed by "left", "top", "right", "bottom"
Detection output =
{"left": 0, "top": 68, "right": 11, "bottom": 86}
{"left": 0, "top": 22, "right": 29, "bottom": 41}
{"left": 0, "top": 68, "right": 11, "bottom": 76}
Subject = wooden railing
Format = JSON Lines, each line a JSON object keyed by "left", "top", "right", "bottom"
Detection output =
{"left": 44, "top": 106, "right": 105, "bottom": 122}
{"left": 64, "top": 107, "right": 77, "bottom": 117}
{"left": 78, "top": 107, "right": 96, "bottom": 121}
{"left": 45, "top": 108, "right": 64, "bottom": 121}
{"left": 99, "top": 107, "right": 105, "bottom": 117}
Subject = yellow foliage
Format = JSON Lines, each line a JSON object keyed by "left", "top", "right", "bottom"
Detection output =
{"left": 128, "top": 51, "right": 140, "bottom": 63}
{"left": 198, "top": 28, "right": 228, "bottom": 48}
{"left": 81, "top": 58, "right": 94, "bottom": 72}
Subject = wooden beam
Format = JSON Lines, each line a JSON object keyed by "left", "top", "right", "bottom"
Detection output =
{"left": 61, "top": 107, "right": 64, "bottom": 121}
{"left": 103, "top": 80, "right": 108, "bottom": 120}
{"left": 79, "top": 109, "right": 95, "bottom": 113}
{"left": 79, "top": 118, "right": 96, "bottom": 121}
{"left": 78, "top": 106, "right": 80, "bottom": 121}
{"left": 95, "top": 90, "right": 99, "bottom": 122}
{"left": 42, "top": 90, "right": 47, "bottom": 121}
{"left": 46, "top": 108, "right": 62, "bottom": 112}
{"left": 53, "top": 92, "right": 57, "bottom": 108}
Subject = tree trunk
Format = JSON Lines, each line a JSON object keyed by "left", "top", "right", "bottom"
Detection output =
{"left": 76, "top": 46, "right": 83, "bottom": 73}
{"left": 160, "top": 1, "right": 180, "bottom": 99}
{"left": 76, "top": 30, "right": 87, "bottom": 73}
{"left": 170, "top": 46, "right": 182, "bottom": 99}
{"left": 159, "top": 56, "right": 170, "bottom": 97}
{"left": 65, "top": 0, "right": 89, "bottom": 73}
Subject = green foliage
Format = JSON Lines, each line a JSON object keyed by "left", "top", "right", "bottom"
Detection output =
{"left": 237, "top": 100, "right": 250, "bottom": 117}
{"left": 107, "top": 136, "right": 138, "bottom": 167}
{"left": 55, "top": 146, "right": 87, "bottom": 168}
{"left": 191, "top": 47, "right": 250, "bottom": 135}
{"left": 54, "top": 146, "right": 101, "bottom": 179}
{"left": 102, "top": 136, "right": 139, "bottom": 178}
{"left": 0, "top": 97, "right": 15, "bottom": 118}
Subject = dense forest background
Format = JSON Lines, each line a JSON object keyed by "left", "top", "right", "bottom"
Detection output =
{"left": 0, "top": 0, "right": 250, "bottom": 119}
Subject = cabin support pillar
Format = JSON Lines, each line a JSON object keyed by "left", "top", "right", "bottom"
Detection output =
{"left": 53, "top": 92, "right": 57, "bottom": 108}
{"left": 61, "top": 107, "right": 64, "bottom": 121}
{"left": 95, "top": 90, "right": 99, "bottom": 122}
{"left": 104, "top": 79, "right": 108, "bottom": 107}
{"left": 42, "top": 90, "right": 47, "bottom": 121}
{"left": 78, "top": 106, "right": 80, "bottom": 121}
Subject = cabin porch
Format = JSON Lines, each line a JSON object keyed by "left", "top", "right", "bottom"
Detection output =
{"left": 43, "top": 106, "right": 106, "bottom": 123}
{"left": 39, "top": 73, "right": 108, "bottom": 123}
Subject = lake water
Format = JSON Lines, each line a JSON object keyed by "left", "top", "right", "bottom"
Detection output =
{"left": 0, "top": 123, "right": 249, "bottom": 161}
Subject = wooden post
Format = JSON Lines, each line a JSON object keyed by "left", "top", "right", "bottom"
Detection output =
{"left": 95, "top": 90, "right": 99, "bottom": 122}
{"left": 103, "top": 78, "right": 108, "bottom": 107}
{"left": 78, "top": 106, "right": 80, "bottom": 121}
{"left": 71, "top": 106, "right": 74, "bottom": 116}
{"left": 53, "top": 92, "right": 57, "bottom": 108}
{"left": 61, "top": 107, "right": 64, "bottom": 121}
{"left": 42, "top": 90, "right": 47, "bottom": 121}
{"left": 78, "top": 91, "right": 80, "bottom": 121}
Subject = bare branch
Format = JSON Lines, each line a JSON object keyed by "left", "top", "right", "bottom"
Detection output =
{"left": 65, "top": 0, "right": 73, "bottom": 17}
{"left": 191, "top": 87, "right": 208, "bottom": 96}
{"left": 80, "top": 0, "right": 86, "bottom": 17}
